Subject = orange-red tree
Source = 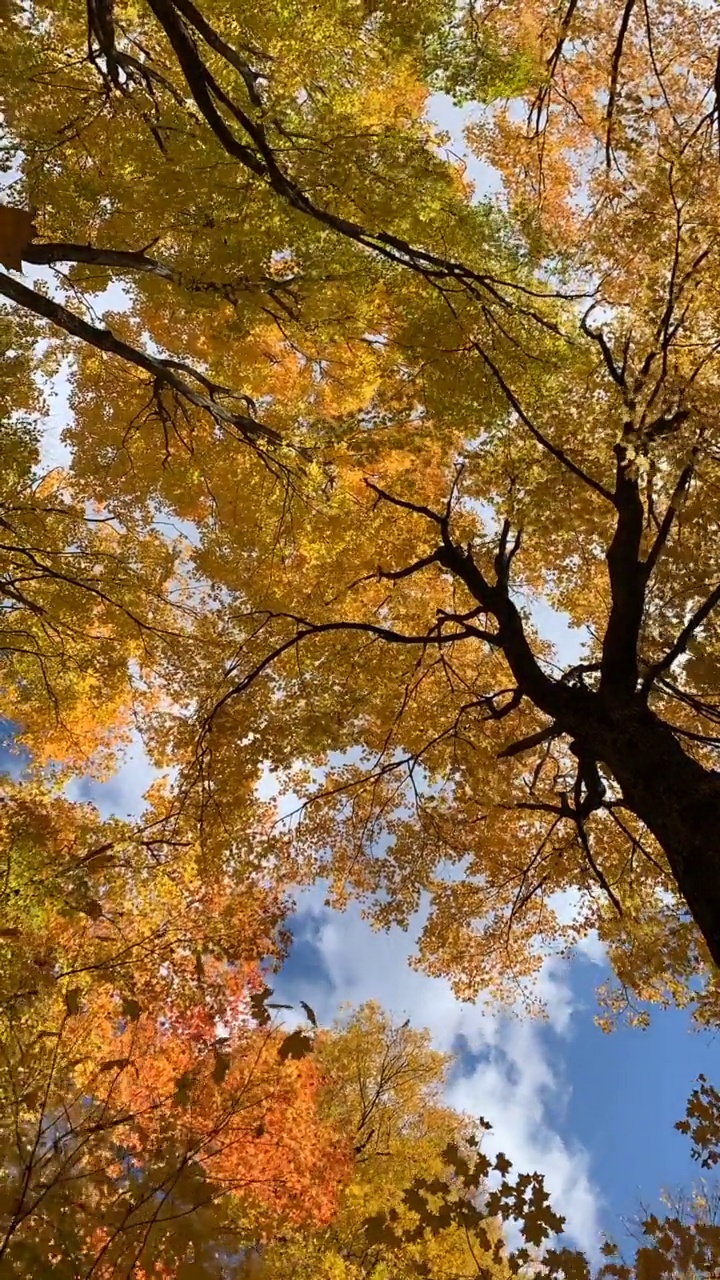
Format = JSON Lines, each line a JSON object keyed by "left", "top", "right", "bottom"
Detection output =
{"left": 0, "top": 776, "right": 350, "bottom": 1276}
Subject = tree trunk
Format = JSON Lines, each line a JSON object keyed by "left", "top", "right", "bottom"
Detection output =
{"left": 586, "top": 701, "right": 720, "bottom": 971}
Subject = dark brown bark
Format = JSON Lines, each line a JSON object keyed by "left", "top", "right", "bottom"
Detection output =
{"left": 582, "top": 698, "right": 720, "bottom": 972}
{"left": 436, "top": 514, "right": 720, "bottom": 972}
{"left": 0, "top": 270, "right": 281, "bottom": 447}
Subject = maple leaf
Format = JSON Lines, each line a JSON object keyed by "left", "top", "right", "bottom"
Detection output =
{"left": 5, "top": 2, "right": 720, "bottom": 1271}
{"left": 278, "top": 1029, "right": 314, "bottom": 1062}
{"left": 64, "top": 987, "right": 82, "bottom": 1016}
{"left": 299, "top": 1000, "right": 318, "bottom": 1027}
{"left": 0, "top": 205, "right": 37, "bottom": 271}
{"left": 249, "top": 985, "right": 274, "bottom": 1027}
{"left": 635, "top": 1246, "right": 667, "bottom": 1280}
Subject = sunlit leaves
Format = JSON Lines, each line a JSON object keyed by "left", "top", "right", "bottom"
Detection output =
{"left": 0, "top": 777, "right": 348, "bottom": 1274}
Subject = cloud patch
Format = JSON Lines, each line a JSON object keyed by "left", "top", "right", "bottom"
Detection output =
{"left": 276, "top": 881, "right": 606, "bottom": 1258}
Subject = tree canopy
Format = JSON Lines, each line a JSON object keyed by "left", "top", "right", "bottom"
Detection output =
{"left": 3, "top": 0, "right": 720, "bottom": 1271}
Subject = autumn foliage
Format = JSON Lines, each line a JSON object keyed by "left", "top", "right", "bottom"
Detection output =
{"left": 2, "top": 0, "right": 720, "bottom": 1272}
{"left": 0, "top": 777, "right": 351, "bottom": 1274}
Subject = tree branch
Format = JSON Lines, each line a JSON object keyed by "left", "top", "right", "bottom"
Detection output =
{"left": 199, "top": 613, "right": 500, "bottom": 738}
{"left": 606, "top": 0, "right": 637, "bottom": 168}
{"left": 0, "top": 270, "right": 283, "bottom": 449}
{"left": 497, "top": 724, "right": 560, "bottom": 759}
{"left": 23, "top": 241, "right": 301, "bottom": 312}
{"left": 599, "top": 442, "right": 648, "bottom": 698}
{"left": 644, "top": 455, "right": 696, "bottom": 579}
{"left": 471, "top": 341, "right": 614, "bottom": 502}
{"left": 643, "top": 582, "right": 720, "bottom": 691}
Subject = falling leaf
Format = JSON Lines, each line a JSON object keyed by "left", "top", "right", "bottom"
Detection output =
{"left": 99, "top": 1057, "right": 130, "bottom": 1072}
{"left": 278, "top": 1028, "right": 314, "bottom": 1062}
{"left": 121, "top": 996, "right": 142, "bottom": 1022}
{"left": 65, "top": 987, "right": 81, "bottom": 1016}
{"left": 249, "top": 984, "right": 273, "bottom": 1026}
{"left": 299, "top": 1000, "right": 318, "bottom": 1027}
{"left": 0, "top": 205, "right": 37, "bottom": 271}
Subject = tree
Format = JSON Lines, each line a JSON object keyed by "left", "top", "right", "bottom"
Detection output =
{"left": 242, "top": 1013, "right": 720, "bottom": 1280}
{"left": 3, "top": 0, "right": 720, "bottom": 1022}
{"left": 250, "top": 1003, "right": 561, "bottom": 1280}
{"left": 0, "top": 775, "right": 350, "bottom": 1275}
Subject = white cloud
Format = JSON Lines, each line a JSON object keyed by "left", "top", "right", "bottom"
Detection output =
{"left": 275, "top": 880, "right": 606, "bottom": 1259}
{"left": 65, "top": 731, "right": 160, "bottom": 819}
{"left": 550, "top": 889, "right": 608, "bottom": 969}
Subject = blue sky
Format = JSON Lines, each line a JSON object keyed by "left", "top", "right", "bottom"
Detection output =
{"left": 271, "top": 881, "right": 720, "bottom": 1259}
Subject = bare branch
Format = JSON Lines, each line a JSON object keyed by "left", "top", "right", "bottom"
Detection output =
{"left": 606, "top": 0, "right": 637, "bottom": 169}
{"left": 497, "top": 724, "right": 561, "bottom": 759}
{"left": 364, "top": 480, "right": 445, "bottom": 527}
{"left": 198, "top": 612, "right": 500, "bottom": 739}
{"left": 23, "top": 241, "right": 301, "bottom": 314}
{"left": 581, "top": 312, "right": 628, "bottom": 390}
{"left": 599, "top": 441, "right": 648, "bottom": 697}
{"left": 643, "top": 582, "right": 720, "bottom": 691}
{"left": 377, "top": 551, "right": 443, "bottom": 582}
{"left": 472, "top": 341, "right": 614, "bottom": 502}
{"left": 644, "top": 455, "right": 696, "bottom": 578}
